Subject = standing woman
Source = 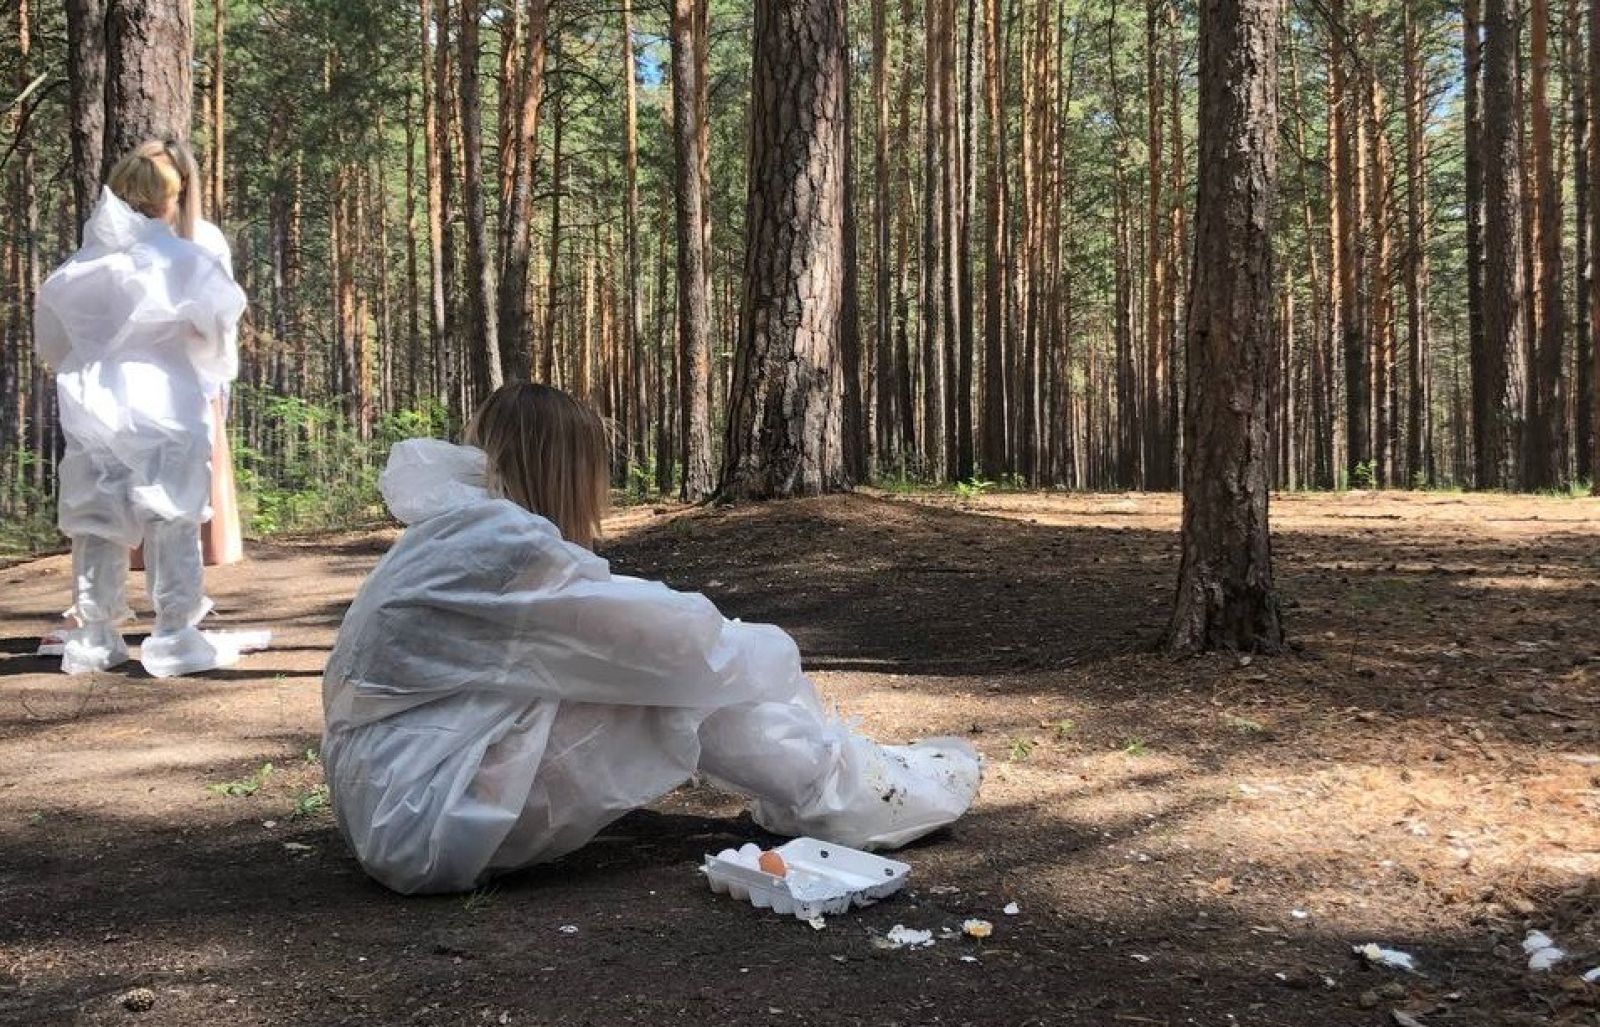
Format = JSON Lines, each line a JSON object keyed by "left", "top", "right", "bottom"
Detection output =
{"left": 187, "top": 144, "right": 246, "bottom": 567}
{"left": 128, "top": 141, "right": 244, "bottom": 568}
{"left": 34, "top": 138, "right": 249, "bottom": 676}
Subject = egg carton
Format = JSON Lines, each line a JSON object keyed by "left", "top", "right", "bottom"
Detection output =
{"left": 702, "top": 838, "right": 911, "bottom": 921}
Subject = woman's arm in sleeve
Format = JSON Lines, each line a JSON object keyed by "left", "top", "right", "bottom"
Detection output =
{"left": 437, "top": 517, "right": 808, "bottom": 710}
{"left": 179, "top": 257, "right": 247, "bottom": 385}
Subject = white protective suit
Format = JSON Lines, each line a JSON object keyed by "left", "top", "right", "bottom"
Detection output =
{"left": 34, "top": 188, "right": 248, "bottom": 676}
{"left": 322, "top": 439, "right": 982, "bottom": 895}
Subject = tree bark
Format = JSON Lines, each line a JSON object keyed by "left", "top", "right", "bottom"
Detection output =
{"left": 1330, "top": 0, "right": 1369, "bottom": 484}
{"left": 620, "top": 0, "right": 645, "bottom": 466}
{"left": 873, "top": 0, "right": 899, "bottom": 471}
{"left": 457, "top": 0, "right": 503, "bottom": 400}
{"left": 1588, "top": 0, "right": 1600, "bottom": 488}
{"left": 103, "top": 0, "right": 194, "bottom": 166}
{"left": 671, "top": 0, "right": 716, "bottom": 500}
{"left": 841, "top": 23, "right": 868, "bottom": 482}
{"left": 403, "top": 86, "right": 422, "bottom": 407}
{"left": 720, "top": 0, "right": 851, "bottom": 499}
{"left": 421, "top": 0, "right": 448, "bottom": 402}
{"left": 920, "top": 0, "right": 952, "bottom": 480}
{"left": 541, "top": 37, "right": 564, "bottom": 384}
{"left": 1572, "top": 0, "right": 1594, "bottom": 481}
{"left": 1166, "top": 0, "right": 1285, "bottom": 654}
{"left": 64, "top": 0, "right": 106, "bottom": 233}
{"left": 1144, "top": 0, "right": 1173, "bottom": 490}
{"left": 1478, "top": 0, "right": 1527, "bottom": 488}
{"left": 495, "top": 0, "right": 550, "bottom": 382}
{"left": 980, "top": 0, "right": 1009, "bottom": 479}
{"left": 209, "top": 0, "right": 225, "bottom": 223}
{"left": 1363, "top": 35, "right": 1395, "bottom": 486}
{"left": 1465, "top": 0, "right": 1486, "bottom": 481}
{"left": 1525, "top": 0, "right": 1567, "bottom": 487}
{"left": 1403, "top": 0, "right": 1433, "bottom": 484}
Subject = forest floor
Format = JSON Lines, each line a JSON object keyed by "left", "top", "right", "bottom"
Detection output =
{"left": 2, "top": 489, "right": 1598, "bottom": 1026}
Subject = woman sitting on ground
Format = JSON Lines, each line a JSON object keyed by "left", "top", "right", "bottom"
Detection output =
{"left": 322, "top": 382, "right": 981, "bottom": 894}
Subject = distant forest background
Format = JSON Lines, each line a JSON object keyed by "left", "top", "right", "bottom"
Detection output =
{"left": 1, "top": 0, "right": 1593, "bottom": 551}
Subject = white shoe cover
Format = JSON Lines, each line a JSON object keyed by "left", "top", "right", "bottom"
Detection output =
{"left": 139, "top": 626, "right": 241, "bottom": 679}
{"left": 749, "top": 734, "right": 983, "bottom": 851}
{"left": 59, "top": 624, "right": 131, "bottom": 675}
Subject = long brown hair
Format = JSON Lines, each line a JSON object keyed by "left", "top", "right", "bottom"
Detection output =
{"left": 106, "top": 137, "right": 202, "bottom": 240}
{"left": 466, "top": 383, "right": 611, "bottom": 549}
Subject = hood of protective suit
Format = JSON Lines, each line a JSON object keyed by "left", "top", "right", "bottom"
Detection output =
{"left": 82, "top": 186, "right": 168, "bottom": 252}
{"left": 377, "top": 438, "right": 493, "bottom": 526}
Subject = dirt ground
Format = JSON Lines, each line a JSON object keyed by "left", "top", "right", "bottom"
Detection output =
{"left": 2, "top": 489, "right": 1598, "bottom": 1026}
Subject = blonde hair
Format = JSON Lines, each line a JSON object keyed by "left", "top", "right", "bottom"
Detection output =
{"left": 466, "top": 383, "right": 611, "bottom": 550}
{"left": 107, "top": 138, "right": 202, "bottom": 240}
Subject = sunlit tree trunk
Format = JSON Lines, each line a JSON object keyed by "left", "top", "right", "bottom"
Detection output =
{"left": 720, "top": 0, "right": 850, "bottom": 499}
{"left": 1167, "top": 0, "right": 1285, "bottom": 653}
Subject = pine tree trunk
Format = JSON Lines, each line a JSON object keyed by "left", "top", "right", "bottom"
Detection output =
{"left": 873, "top": 0, "right": 899, "bottom": 471}
{"left": 1465, "top": 0, "right": 1486, "bottom": 480}
{"left": 1525, "top": 0, "right": 1567, "bottom": 487}
{"left": 495, "top": 0, "right": 550, "bottom": 382}
{"left": 435, "top": 0, "right": 462, "bottom": 414}
{"left": 5, "top": 0, "right": 41, "bottom": 514}
{"left": 954, "top": 0, "right": 976, "bottom": 482}
{"left": 457, "top": 0, "right": 503, "bottom": 400}
{"left": 620, "top": 0, "right": 645, "bottom": 466}
{"left": 1479, "top": 0, "right": 1527, "bottom": 488}
{"left": 1144, "top": 0, "right": 1172, "bottom": 490}
{"left": 1403, "top": 0, "right": 1433, "bottom": 485}
{"left": 1363, "top": 43, "right": 1395, "bottom": 486}
{"left": 1167, "top": 0, "right": 1284, "bottom": 654}
{"left": 980, "top": 0, "right": 1008, "bottom": 479}
{"left": 841, "top": 26, "right": 868, "bottom": 483}
{"left": 654, "top": 217, "right": 675, "bottom": 494}
{"left": 1330, "top": 0, "right": 1369, "bottom": 484}
{"left": 1164, "top": 1, "right": 1184, "bottom": 488}
{"left": 64, "top": 0, "right": 106, "bottom": 233}
{"left": 1289, "top": 36, "right": 1333, "bottom": 488}
{"left": 920, "top": 0, "right": 951, "bottom": 480}
{"left": 209, "top": 0, "right": 225, "bottom": 222}
{"left": 496, "top": 0, "right": 522, "bottom": 240}
{"left": 720, "top": 0, "right": 850, "bottom": 499}
{"left": 1588, "top": 0, "right": 1600, "bottom": 488}
{"left": 421, "top": 0, "right": 448, "bottom": 403}
{"left": 895, "top": 0, "right": 917, "bottom": 460}
{"left": 1573, "top": 0, "right": 1594, "bottom": 481}
{"left": 671, "top": 0, "right": 715, "bottom": 500}
{"left": 403, "top": 87, "right": 422, "bottom": 407}
{"left": 542, "top": 40, "right": 564, "bottom": 384}
{"left": 1107, "top": 11, "right": 1138, "bottom": 487}
{"left": 103, "top": 0, "right": 194, "bottom": 165}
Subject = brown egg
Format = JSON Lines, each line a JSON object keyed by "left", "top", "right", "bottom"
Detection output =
{"left": 758, "top": 850, "right": 788, "bottom": 877}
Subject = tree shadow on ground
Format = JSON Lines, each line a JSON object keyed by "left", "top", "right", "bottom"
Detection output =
{"left": 3, "top": 492, "right": 1596, "bottom": 1026}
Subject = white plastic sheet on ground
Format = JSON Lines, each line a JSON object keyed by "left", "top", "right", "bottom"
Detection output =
{"left": 321, "top": 440, "right": 983, "bottom": 894}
